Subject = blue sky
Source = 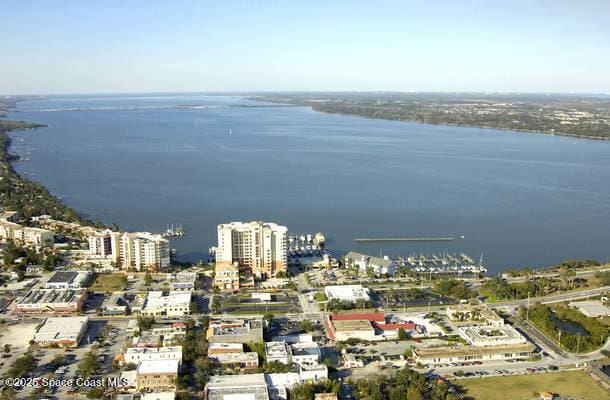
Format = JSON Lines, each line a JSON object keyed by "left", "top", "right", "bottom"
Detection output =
{"left": 1, "top": 0, "right": 609, "bottom": 94}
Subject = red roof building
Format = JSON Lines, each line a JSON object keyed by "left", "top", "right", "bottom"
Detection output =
{"left": 329, "top": 313, "right": 385, "bottom": 323}
{"left": 375, "top": 323, "right": 417, "bottom": 331}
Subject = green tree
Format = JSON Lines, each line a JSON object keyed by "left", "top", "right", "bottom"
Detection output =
{"left": 398, "top": 328, "right": 409, "bottom": 340}
{"left": 85, "top": 387, "right": 105, "bottom": 399}
{"left": 78, "top": 350, "right": 100, "bottom": 379}
{"left": 263, "top": 312, "right": 274, "bottom": 324}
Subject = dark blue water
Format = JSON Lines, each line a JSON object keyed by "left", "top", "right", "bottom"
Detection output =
{"left": 550, "top": 313, "right": 590, "bottom": 336}
{"left": 7, "top": 94, "right": 610, "bottom": 274}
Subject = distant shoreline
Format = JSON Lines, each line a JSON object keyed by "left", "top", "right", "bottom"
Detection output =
{"left": 0, "top": 99, "right": 93, "bottom": 224}
{"left": 250, "top": 96, "right": 610, "bottom": 141}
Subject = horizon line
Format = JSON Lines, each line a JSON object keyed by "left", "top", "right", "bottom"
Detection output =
{"left": 4, "top": 90, "right": 610, "bottom": 98}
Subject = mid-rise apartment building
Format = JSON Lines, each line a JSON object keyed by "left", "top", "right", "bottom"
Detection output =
{"left": 87, "top": 229, "right": 121, "bottom": 262}
{"left": 87, "top": 230, "right": 170, "bottom": 271}
{"left": 0, "top": 217, "right": 54, "bottom": 247}
{"left": 216, "top": 221, "right": 287, "bottom": 278}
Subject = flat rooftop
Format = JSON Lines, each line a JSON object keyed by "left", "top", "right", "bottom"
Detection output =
{"left": 265, "top": 341, "right": 290, "bottom": 357}
{"left": 137, "top": 359, "right": 179, "bottom": 374}
{"left": 125, "top": 346, "right": 182, "bottom": 355}
{"left": 210, "top": 352, "right": 259, "bottom": 364}
{"left": 33, "top": 316, "right": 88, "bottom": 342}
{"left": 144, "top": 291, "right": 191, "bottom": 309}
{"left": 458, "top": 325, "right": 527, "bottom": 346}
{"left": 47, "top": 271, "right": 79, "bottom": 284}
{"left": 415, "top": 343, "right": 536, "bottom": 359}
{"left": 331, "top": 319, "right": 374, "bottom": 332}
{"left": 209, "top": 343, "right": 244, "bottom": 351}
{"left": 18, "top": 289, "right": 85, "bottom": 305}
{"left": 206, "top": 374, "right": 269, "bottom": 400}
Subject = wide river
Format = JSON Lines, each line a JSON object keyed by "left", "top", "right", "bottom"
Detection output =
{"left": 8, "top": 94, "right": 610, "bottom": 274}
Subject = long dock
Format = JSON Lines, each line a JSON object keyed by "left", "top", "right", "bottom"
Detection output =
{"left": 354, "top": 237, "right": 455, "bottom": 242}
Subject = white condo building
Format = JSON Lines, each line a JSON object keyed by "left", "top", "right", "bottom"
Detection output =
{"left": 88, "top": 229, "right": 121, "bottom": 262}
{"left": 0, "top": 212, "right": 54, "bottom": 247}
{"left": 88, "top": 231, "right": 170, "bottom": 271}
{"left": 216, "top": 221, "right": 287, "bottom": 278}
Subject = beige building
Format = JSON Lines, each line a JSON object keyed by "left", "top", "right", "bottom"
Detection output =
{"left": 446, "top": 305, "right": 504, "bottom": 327}
{"left": 0, "top": 218, "right": 54, "bottom": 247}
{"left": 413, "top": 343, "right": 536, "bottom": 365}
{"left": 87, "top": 229, "right": 121, "bottom": 262}
{"left": 15, "top": 288, "right": 87, "bottom": 315}
{"left": 136, "top": 359, "right": 179, "bottom": 392}
{"left": 216, "top": 221, "right": 287, "bottom": 278}
{"left": 33, "top": 316, "right": 88, "bottom": 348}
{"left": 87, "top": 230, "right": 170, "bottom": 271}
{"left": 214, "top": 263, "right": 240, "bottom": 292}
{"left": 139, "top": 291, "right": 191, "bottom": 317}
{"left": 120, "top": 232, "right": 170, "bottom": 271}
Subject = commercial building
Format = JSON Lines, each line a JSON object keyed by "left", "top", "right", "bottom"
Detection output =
{"left": 413, "top": 342, "right": 536, "bottom": 365}
{"left": 214, "top": 263, "right": 240, "bottom": 292}
{"left": 136, "top": 359, "right": 179, "bottom": 392}
{"left": 124, "top": 346, "right": 182, "bottom": 366}
{"left": 216, "top": 221, "right": 288, "bottom": 278}
{"left": 32, "top": 316, "right": 88, "bottom": 347}
{"left": 207, "top": 318, "right": 264, "bottom": 343}
{"left": 298, "top": 363, "right": 328, "bottom": 381}
{"left": 344, "top": 251, "right": 397, "bottom": 276}
{"left": 140, "top": 393, "right": 176, "bottom": 400}
{"left": 315, "top": 394, "right": 338, "bottom": 400}
{"left": 568, "top": 300, "right": 610, "bottom": 318}
{"left": 150, "top": 322, "right": 187, "bottom": 345}
{"left": 272, "top": 334, "right": 313, "bottom": 344}
{"left": 45, "top": 271, "right": 91, "bottom": 289}
{"left": 326, "top": 319, "right": 376, "bottom": 342}
{"left": 446, "top": 305, "right": 504, "bottom": 327}
{"left": 87, "top": 231, "right": 170, "bottom": 271}
{"left": 209, "top": 351, "right": 260, "bottom": 369}
{"left": 266, "top": 373, "right": 300, "bottom": 400}
{"left": 126, "top": 319, "right": 139, "bottom": 335}
{"left": 15, "top": 288, "right": 87, "bottom": 314}
{"left": 208, "top": 342, "right": 244, "bottom": 355}
{"left": 375, "top": 322, "right": 418, "bottom": 339}
{"left": 140, "top": 291, "right": 191, "bottom": 317}
{"left": 265, "top": 341, "right": 292, "bottom": 364}
{"left": 324, "top": 285, "right": 370, "bottom": 302}
{"left": 342, "top": 353, "right": 363, "bottom": 368}
{"left": 104, "top": 292, "right": 128, "bottom": 315}
{"left": 169, "top": 271, "right": 197, "bottom": 291}
{"left": 132, "top": 333, "right": 163, "bottom": 348}
{"left": 290, "top": 342, "right": 321, "bottom": 366}
{"left": 458, "top": 325, "right": 528, "bottom": 347}
{"left": 324, "top": 313, "right": 417, "bottom": 341}
{"left": 205, "top": 374, "right": 270, "bottom": 400}
{"left": 0, "top": 217, "right": 54, "bottom": 247}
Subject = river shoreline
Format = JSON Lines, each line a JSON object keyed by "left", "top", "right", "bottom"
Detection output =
{"left": 249, "top": 96, "right": 610, "bottom": 141}
{"left": 0, "top": 103, "right": 92, "bottom": 224}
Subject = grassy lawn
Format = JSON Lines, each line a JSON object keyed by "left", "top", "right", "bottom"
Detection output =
{"left": 89, "top": 273, "right": 126, "bottom": 292}
{"left": 459, "top": 370, "right": 609, "bottom": 400}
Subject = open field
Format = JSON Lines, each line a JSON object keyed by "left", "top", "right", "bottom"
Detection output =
{"left": 459, "top": 370, "right": 610, "bottom": 400}
{"left": 89, "top": 273, "right": 126, "bottom": 292}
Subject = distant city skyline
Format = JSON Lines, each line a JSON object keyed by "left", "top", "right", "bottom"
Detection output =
{"left": 1, "top": 0, "right": 610, "bottom": 94}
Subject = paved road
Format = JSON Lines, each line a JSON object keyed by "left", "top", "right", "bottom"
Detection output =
{"left": 494, "top": 286, "right": 610, "bottom": 307}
